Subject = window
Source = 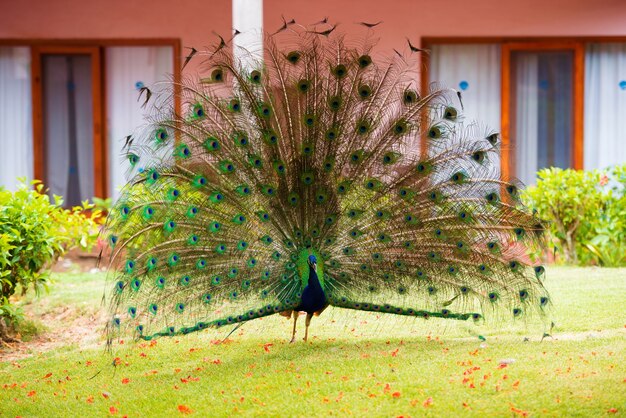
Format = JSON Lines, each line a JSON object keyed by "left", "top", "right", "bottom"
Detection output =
{"left": 0, "top": 40, "right": 179, "bottom": 205}
{"left": 424, "top": 38, "right": 626, "bottom": 184}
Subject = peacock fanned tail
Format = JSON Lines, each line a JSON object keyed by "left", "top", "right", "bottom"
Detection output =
{"left": 102, "top": 27, "right": 549, "bottom": 343}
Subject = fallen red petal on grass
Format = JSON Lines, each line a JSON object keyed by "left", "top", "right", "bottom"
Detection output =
{"left": 27, "top": 391, "right": 36, "bottom": 397}
{"left": 121, "top": 378, "right": 130, "bottom": 384}
{"left": 102, "top": 392, "right": 111, "bottom": 399}
{"left": 86, "top": 395, "right": 94, "bottom": 404}
{"left": 109, "top": 406, "right": 118, "bottom": 415}
{"left": 608, "top": 408, "right": 618, "bottom": 414}
{"left": 498, "top": 364, "right": 508, "bottom": 369}
{"left": 510, "top": 406, "right": 528, "bottom": 417}
{"left": 178, "top": 404, "right": 193, "bottom": 414}
{"left": 42, "top": 373, "right": 52, "bottom": 379}
{"left": 423, "top": 397, "right": 433, "bottom": 407}
{"left": 392, "top": 391, "right": 401, "bottom": 398}
{"left": 263, "top": 343, "right": 273, "bottom": 352}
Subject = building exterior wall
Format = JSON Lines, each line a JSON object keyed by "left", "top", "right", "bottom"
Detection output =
{"left": 3, "top": 0, "right": 626, "bottom": 60}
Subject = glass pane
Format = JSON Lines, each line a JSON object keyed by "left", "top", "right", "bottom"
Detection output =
{"left": 42, "top": 54, "right": 94, "bottom": 206}
{"left": 511, "top": 50, "right": 573, "bottom": 184}
{"left": 0, "top": 47, "right": 33, "bottom": 190}
{"left": 584, "top": 43, "right": 626, "bottom": 170}
{"left": 105, "top": 46, "right": 173, "bottom": 201}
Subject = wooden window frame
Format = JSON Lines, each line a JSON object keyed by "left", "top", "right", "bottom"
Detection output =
{"left": 420, "top": 36, "right": 626, "bottom": 180}
{"left": 30, "top": 46, "right": 104, "bottom": 198}
{"left": 0, "top": 38, "right": 181, "bottom": 199}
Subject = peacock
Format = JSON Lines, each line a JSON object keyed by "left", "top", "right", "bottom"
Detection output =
{"left": 102, "top": 23, "right": 549, "bottom": 345}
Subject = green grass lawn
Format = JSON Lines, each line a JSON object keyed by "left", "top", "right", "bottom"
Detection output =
{"left": 1, "top": 267, "right": 624, "bottom": 417}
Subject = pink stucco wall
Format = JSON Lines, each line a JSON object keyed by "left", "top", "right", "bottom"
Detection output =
{"left": 265, "top": 0, "right": 626, "bottom": 52}
{"left": 2, "top": 0, "right": 626, "bottom": 72}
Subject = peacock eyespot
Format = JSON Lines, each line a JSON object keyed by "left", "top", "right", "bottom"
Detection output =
{"left": 193, "top": 104, "right": 205, "bottom": 118}
{"left": 539, "top": 296, "right": 549, "bottom": 306}
{"left": 358, "top": 54, "right": 372, "bottom": 68}
{"left": 328, "top": 96, "right": 342, "bottom": 110}
{"left": 444, "top": 106, "right": 457, "bottom": 121}
{"left": 403, "top": 90, "right": 418, "bottom": 104}
{"left": 211, "top": 68, "right": 223, "bottom": 81}
{"left": 297, "top": 79, "right": 310, "bottom": 92}
{"left": 393, "top": 120, "right": 408, "bottom": 135}
{"left": 230, "top": 99, "right": 241, "bottom": 112}
{"left": 287, "top": 51, "right": 301, "bottom": 64}
{"left": 487, "top": 133, "right": 499, "bottom": 144}
{"left": 325, "top": 128, "right": 338, "bottom": 140}
{"left": 250, "top": 70, "right": 261, "bottom": 83}
{"left": 332, "top": 64, "right": 347, "bottom": 78}
{"left": 356, "top": 122, "right": 370, "bottom": 134}
{"left": 513, "top": 308, "right": 522, "bottom": 316}
{"left": 472, "top": 151, "right": 485, "bottom": 162}
{"left": 155, "top": 128, "right": 168, "bottom": 142}
{"left": 358, "top": 85, "right": 372, "bottom": 99}
{"left": 428, "top": 126, "right": 442, "bottom": 139}
{"left": 460, "top": 286, "right": 469, "bottom": 294}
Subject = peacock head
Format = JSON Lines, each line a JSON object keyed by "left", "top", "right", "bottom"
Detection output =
{"left": 308, "top": 254, "right": 317, "bottom": 270}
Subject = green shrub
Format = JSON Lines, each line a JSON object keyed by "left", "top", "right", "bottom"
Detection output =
{"left": 0, "top": 180, "right": 100, "bottom": 339}
{"left": 523, "top": 165, "right": 626, "bottom": 266}
{"left": 584, "top": 165, "right": 626, "bottom": 266}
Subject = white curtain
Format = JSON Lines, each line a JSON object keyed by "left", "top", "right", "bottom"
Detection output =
{"left": 584, "top": 43, "right": 626, "bottom": 170}
{"left": 105, "top": 46, "right": 173, "bottom": 201}
{"left": 42, "top": 55, "right": 94, "bottom": 204}
{"left": 514, "top": 54, "right": 539, "bottom": 185}
{"left": 233, "top": 0, "right": 263, "bottom": 71}
{"left": 429, "top": 44, "right": 501, "bottom": 131}
{"left": 0, "top": 47, "right": 33, "bottom": 190}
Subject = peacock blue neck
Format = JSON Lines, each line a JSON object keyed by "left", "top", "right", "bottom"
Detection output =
{"left": 308, "top": 263, "right": 322, "bottom": 289}
{"left": 297, "top": 249, "right": 325, "bottom": 290}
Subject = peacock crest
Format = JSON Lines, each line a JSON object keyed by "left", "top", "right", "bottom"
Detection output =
{"left": 102, "top": 25, "right": 549, "bottom": 344}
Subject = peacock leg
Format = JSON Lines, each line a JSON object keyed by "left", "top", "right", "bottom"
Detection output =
{"left": 303, "top": 312, "right": 313, "bottom": 342}
{"left": 290, "top": 310, "right": 298, "bottom": 343}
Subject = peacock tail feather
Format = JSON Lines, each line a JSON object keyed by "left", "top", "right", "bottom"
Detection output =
{"left": 102, "top": 27, "right": 549, "bottom": 344}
